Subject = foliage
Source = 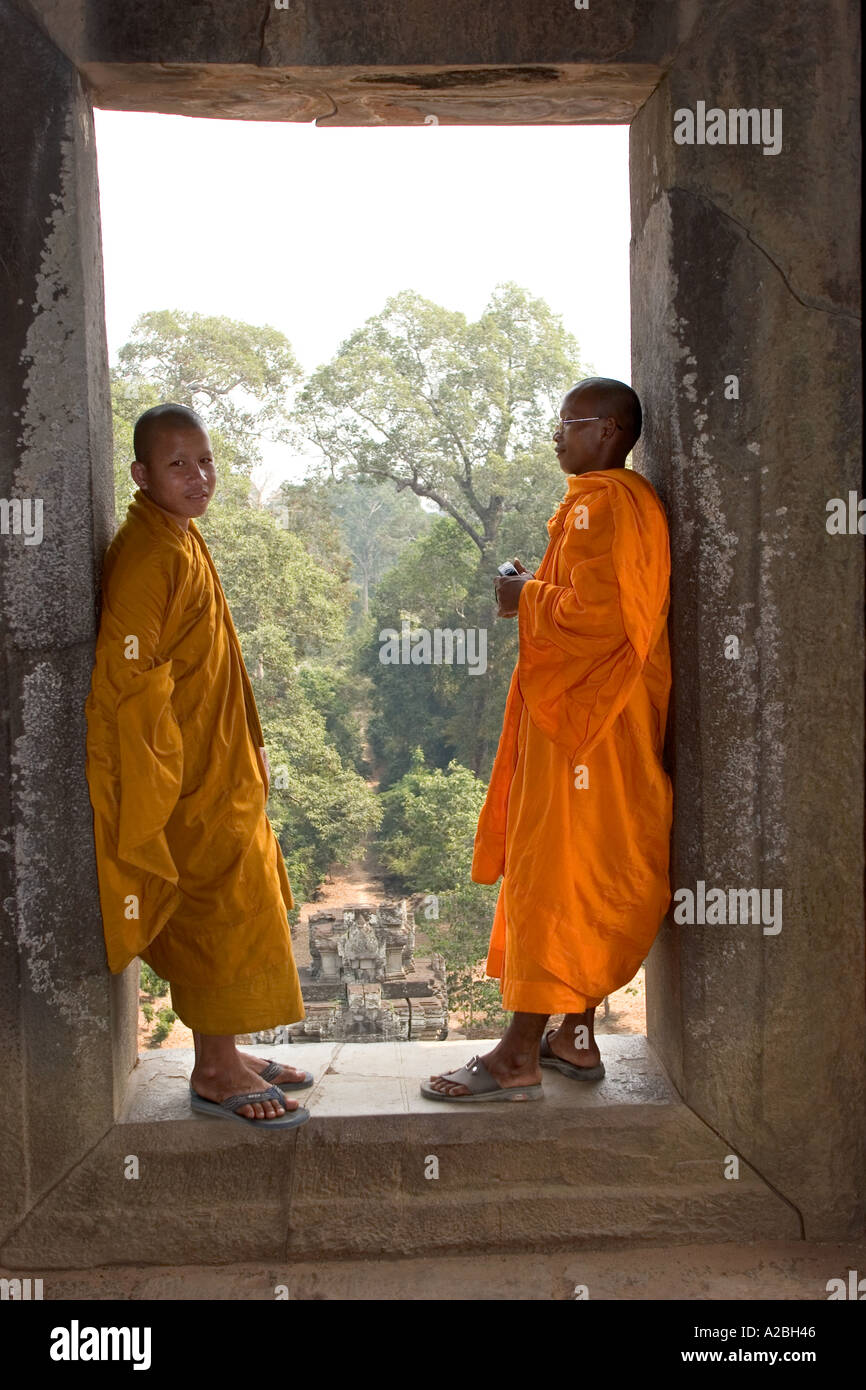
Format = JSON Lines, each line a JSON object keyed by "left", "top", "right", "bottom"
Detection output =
{"left": 114, "top": 309, "right": 302, "bottom": 466}
{"left": 296, "top": 282, "right": 589, "bottom": 559}
{"left": 148, "top": 1007, "right": 178, "bottom": 1047}
{"left": 196, "top": 490, "right": 381, "bottom": 913}
{"left": 264, "top": 699, "right": 383, "bottom": 908}
{"left": 426, "top": 881, "right": 510, "bottom": 1036}
{"left": 376, "top": 751, "right": 486, "bottom": 895}
{"left": 140, "top": 962, "right": 170, "bottom": 998}
{"left": 273, "top": 476, "right": 432, "bottom": 621}
{"left": 296, "top": 665, "right": 369, "bottom": 776}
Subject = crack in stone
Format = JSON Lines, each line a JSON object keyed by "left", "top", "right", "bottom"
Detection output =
{"left": 314, "top": 90, "right": 339, "bottom": 123}
{"left": 671, "top": 185, "right": 860, "bottom": 323}
{"left": 258, "top": 0, "right": 271, "bottom": 67}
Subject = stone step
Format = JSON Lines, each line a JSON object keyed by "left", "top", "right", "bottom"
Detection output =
{"left": 0, "top": 1038, "right": 801, "bottom": 1268}
{"left": 286, "top": 1185, "right": 797, "bottom": 1261}
{"left": 5, "top": 1239, "right": 863, "bottom": 1302}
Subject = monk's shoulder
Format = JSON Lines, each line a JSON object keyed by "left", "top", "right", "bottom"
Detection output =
{"left": 102, "top": 512, "right": 188, "bottom": 606}
{"left": 561, "top": 470, "right": 669, "bottom": 571}
{"left": 616, "top": 469, "right": 669, "bottom": 530}
{"left": 561, "top": 479, "right": 617, "bottom": 555}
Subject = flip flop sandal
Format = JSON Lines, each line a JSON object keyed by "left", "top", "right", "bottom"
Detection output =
{"left": 420, "top": 1054, "right": 544, "bottom": 1103}
{"left": 539, "top": 1030, "right": 605, "bottom": 1081}
{"left": 189, "top": 1082, "right": 311, "bottom": 1129}
{"left": 256, "top": 1060, "right": 314, "bottom": 1091}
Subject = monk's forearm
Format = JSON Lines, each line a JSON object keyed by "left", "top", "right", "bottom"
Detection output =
{"left": 518, "top": 573, "right": 623, "bottom": 651}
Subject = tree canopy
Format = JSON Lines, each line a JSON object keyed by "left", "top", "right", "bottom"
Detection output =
{"left": 296, "top": 282, "right": 590, "bottom": 558}
{"left": 114, "top": 309, "right": 302, "bottom": 470}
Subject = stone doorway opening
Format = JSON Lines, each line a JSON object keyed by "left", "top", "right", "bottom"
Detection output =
{"left": 92, "top": 109, "right": 637, "bottom": 1059}
{"left": 1, "top": 1, "right": 861, "bottom": 1261}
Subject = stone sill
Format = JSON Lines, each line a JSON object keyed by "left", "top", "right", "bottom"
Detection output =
{"left": 121, "top": 1035, "right": 673, "bottom": 1124}
{"left": 2, "top": 1036, "right": 803, "bottom": 1268}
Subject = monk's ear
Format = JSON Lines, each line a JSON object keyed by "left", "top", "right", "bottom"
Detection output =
{"left": 130, "top": 460, "right": 149, "bottom": 491}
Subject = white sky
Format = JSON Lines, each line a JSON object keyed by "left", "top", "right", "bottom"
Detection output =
{"left": 94, "top": 112, "right": 631, "bottom": 488}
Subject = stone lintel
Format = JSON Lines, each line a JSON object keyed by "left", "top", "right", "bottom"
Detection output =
{"left": 80, "top": 62, "right": 662, "bottom": 125}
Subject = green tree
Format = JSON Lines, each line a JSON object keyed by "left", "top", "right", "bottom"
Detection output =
{"left": 297, "top": 282, "right": 588, "bottom": 561}
{"left": 363, "top": 517, "right": 479, "bottom": 782}
{"left": 427, "top": 882, "right": 509, "bottom": 1036}
{"left": 114, "top": 309, "right": 302, "bottom": 466}
{"left": 273, "top": 476, "right": 432, "bottom": 621}
{"left": 148, "top": 1006, "right": 178, "bottom": 1047}
{"left": 376, "top": 751, "right": 486, "bottom": 895}
{"left": 298, "top": 284, "right": 592, "bottom": 780}
{"left": 198, "top": 494, "right": 380, "bottom": 909}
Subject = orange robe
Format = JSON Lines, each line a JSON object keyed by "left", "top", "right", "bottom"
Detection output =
{"left": 84, "top": 489, "right": 304, "bottom": 1035}
{"left": 472, "top": 467, "right": 672, "bottom": 1013}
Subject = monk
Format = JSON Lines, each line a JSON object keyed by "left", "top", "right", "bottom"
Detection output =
{"left": 85, "top": 404, "right": 310, "bottom": 1129}
{"left": 422, "top": 378, "right": 672, "bottom": 1101}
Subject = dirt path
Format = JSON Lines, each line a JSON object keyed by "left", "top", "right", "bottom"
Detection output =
{"left": 291, "top": 845, "right": 387, "bottom": 972}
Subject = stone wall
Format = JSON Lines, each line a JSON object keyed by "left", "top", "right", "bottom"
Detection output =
{"left": 0, "top": 0, "right": 134, "bottom": 1248}
{"left": 631, "top": 0, "right": 864, "bottom": 1238}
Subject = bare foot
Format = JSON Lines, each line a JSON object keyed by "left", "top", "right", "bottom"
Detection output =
{"left": 236, "top": 1051, "right": 309, "bottom": 1086}
{"left": 427, "top": 1043, "right": 542, "bottom": 1097}
{"left": 545, "top": 1024, "right": 601, "bottom": 1070}
{"left": 190, "top": 1059, "right": 300, "bottom": 1120}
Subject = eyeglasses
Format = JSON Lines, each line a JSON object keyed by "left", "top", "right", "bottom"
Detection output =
{"left": 554, "top": 417, "right": 624, "bottom": 433}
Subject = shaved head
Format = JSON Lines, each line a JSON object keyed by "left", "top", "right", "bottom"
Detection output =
{"left": 134, "top": 403, "right": 208, "bottom": 463}
{"left": 565, "top": 378, "right": 642, "bottom": 452}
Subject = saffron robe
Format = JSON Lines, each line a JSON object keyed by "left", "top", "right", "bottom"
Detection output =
{"left": 472, "top": 467, "right": 673, "bottom": 1013}
{"left": 84, "top": 489, "right": 304, "bottom": 1035}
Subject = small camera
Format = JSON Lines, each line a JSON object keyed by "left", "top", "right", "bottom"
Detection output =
{"left": 497, "top": 562, "right": 519, "bottom": 577}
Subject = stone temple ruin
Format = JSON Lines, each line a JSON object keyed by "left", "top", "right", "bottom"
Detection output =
{"left": 253, "top": 901, "right": 448, "bottom": 1044}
